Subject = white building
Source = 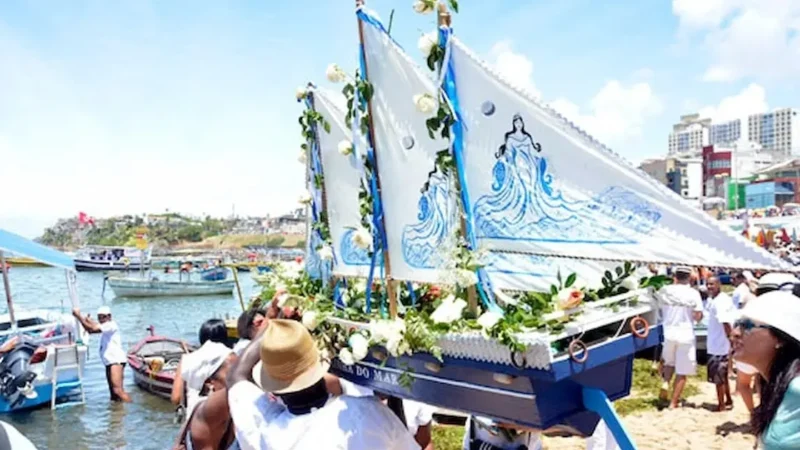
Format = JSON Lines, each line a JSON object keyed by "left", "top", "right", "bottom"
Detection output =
{"left": 709, "top": 119, "right": 742, "bottom": 145}
{"left": 748, "top": 108, "right": 799, "bottom": 156}
{"left": 668, "top": 114, "right": 710, "bottom": 155}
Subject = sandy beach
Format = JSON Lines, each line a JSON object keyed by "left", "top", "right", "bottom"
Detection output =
{"left": 543, "top": 381, "right": 757, "bottom": 450}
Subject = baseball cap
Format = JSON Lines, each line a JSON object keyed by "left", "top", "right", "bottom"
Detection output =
{"left": 741, "top": 291, "right": 800, "bottom": 344}
{"left": 97, "top": 306, "right": 111, "bottom": 316}
{"left": 181, "top": 341, "right": 234, "bottom": 391}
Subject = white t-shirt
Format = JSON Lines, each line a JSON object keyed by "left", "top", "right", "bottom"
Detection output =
{"left": 731, "top": 283, "right": 753, "bottom": 309}
{"left": 338, "top": 378, "right": 433, "bottom": 434}
{"left": 462, "top": 416, "right": 542, "bottom": 450}
{"left": 705, "top": 292, "right": 736, "bottom": 356}
{"left": 658, "top": 284, "right": 703, "bottom": 344}
{"left": 232, "top": 339, "right": 250, "bottom": 356}
{"left": 0, "top": 421, "right": 37, "bottom": 450}
{"left": 228, "top": 381, "right": 420, "bottom": 450}
{"left": 99, "top": 321, "right": 126, "bottom": 366}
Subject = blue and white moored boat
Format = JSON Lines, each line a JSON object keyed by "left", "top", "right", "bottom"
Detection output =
{"left": 0, "top": 229, "right": 88, "bottom": 412}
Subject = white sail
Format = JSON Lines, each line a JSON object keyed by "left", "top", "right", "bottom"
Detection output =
{"left": 312, "top": 88, "right": 374, "bottom": 278}
{"left": 449, "top": 37, "right": 788, "bottom": 271}
{"left": 361, "top": 21, "right": 455, "bottom": 283}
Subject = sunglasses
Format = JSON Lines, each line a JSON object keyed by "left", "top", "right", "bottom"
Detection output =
{"left": 735, "top": 319, "right": 770, "bottom": 333}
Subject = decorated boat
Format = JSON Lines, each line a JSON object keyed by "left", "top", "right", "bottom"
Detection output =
{"left": 0, "top": 229, "right": 89, "bottom": 412}
{"left": 200, "top": 266, "right": 229, "bottom": 282}
{"left": 127, "top": 327, "right": 191, "bottom": 398}
{"left": 278, "top": 2, "right": 791, "bottom": 449}
{"left": 106, "top": 276, "right": 236, "bottom": 298}
{"left": 73, "top": 245, "right": 151, "bottom": 272}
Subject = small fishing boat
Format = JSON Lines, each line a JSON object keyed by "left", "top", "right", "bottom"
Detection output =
{"left": 3, "top": 256, "right": 47, "bottom": 267}
{"left": 106, "top": 277, "right": 236, "bottom": 298}
{"left": 0, "top": 229, "right": 89, "bottom": 412}
{"left": 200, "top": 266, "right": 228, "bottom": 282}
{"left": 127, "top": 327, "right": 191, "bottom": 399}
{"left": 73, "top": 246, "right": 151, "bottom": 272}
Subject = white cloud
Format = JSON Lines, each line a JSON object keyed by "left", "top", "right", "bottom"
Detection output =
{"left": 673, "top": 0, "right": 800, "bottom": 81}
{"left": 549, "top": 81, "right": 663, "bottom": 145}
{"left": 698, "top": 83, "right": 768, "bottom": 122}
{"left": 487, "top": 41, "right": 662, "bottom": 147}
{"left": 488, "top": 40, "right": 541, "bottom": 99}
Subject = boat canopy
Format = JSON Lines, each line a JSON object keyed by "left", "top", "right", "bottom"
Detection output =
{"left": 0, "top": 229, "right": 75, "bottom": 271}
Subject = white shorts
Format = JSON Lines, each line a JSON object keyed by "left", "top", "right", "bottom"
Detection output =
{"left": 661, "top": 340, "right": 697, "bottom": 376}
{"left": 734, "top": 360, "right": 758, "bottom": 375}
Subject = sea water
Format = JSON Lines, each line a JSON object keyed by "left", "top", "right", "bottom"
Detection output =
{"left": 1, "top": 267, "right": 256, "bottom": 450}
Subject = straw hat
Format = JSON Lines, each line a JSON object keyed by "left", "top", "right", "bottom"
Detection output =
{"left": 253, "top": 319, "right": 327, "bottom": 394}
{"left": 741, "top": 291, "right": 800, "bottom": 344}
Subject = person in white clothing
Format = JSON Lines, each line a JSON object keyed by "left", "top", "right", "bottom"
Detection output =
{"left": 657, "top": 267, "right": 703, "bottom": 409}
{"left": 72, "top": 306, "right": 131, "bottom": 402}
{"left": 731, "top": 271, "right": 756, "bottom": 309}
{"left": 705, "top": 277, "right": 736, "bottom": 411}
{"left": 226, "top": 319, "right": 420, "bottom": 450}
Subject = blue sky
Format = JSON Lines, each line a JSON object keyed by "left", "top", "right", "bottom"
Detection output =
{"left": 1, "top": 0, "right": 798, "bottom": 237}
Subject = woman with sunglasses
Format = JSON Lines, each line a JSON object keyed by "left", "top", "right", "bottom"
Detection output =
{"left": 732, "top": 291, "right": 800, "bottom": 448}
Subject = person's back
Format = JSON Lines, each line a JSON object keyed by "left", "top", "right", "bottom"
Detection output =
{"left": 659, "top": 283, "right": 702, "bottom": 343}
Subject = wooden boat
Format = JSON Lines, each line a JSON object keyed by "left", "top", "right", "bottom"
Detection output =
{"left": 3, "top": 256, "right": 47, "bottom": 267}
{"left": 107, "top": 277, "right": 236, "bottom": 298}
{"left": 74, "top": 245, "right": 151, "bottom": 272}
{"left": 127, "top": 328, "right": 191, "bottom": 399}
{"left": 200, "top": 266, "right": 228, "bottom": 281}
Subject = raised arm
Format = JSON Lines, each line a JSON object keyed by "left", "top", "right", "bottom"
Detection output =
{"left": 171, "top": 357, "right": 185, "bottom": 406}
{"left": 71, "top": 308, "right": 102, "bottom": 334}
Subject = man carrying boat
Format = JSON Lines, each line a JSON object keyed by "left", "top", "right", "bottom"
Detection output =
{"left": 72, "top": 306, "right": 131, "bottom": 402}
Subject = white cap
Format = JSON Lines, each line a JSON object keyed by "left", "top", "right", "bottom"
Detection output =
{"left": 741, "top": 291, "right": 800, "bottom": 344}
{"left": 97, "top": 306, "right": 111, "bottom": 316}
{"left": 757, "top": 273, "right": 799, "bottom": 290}
{"left": 181, "top": 341, "right": 233, "bottom": 391}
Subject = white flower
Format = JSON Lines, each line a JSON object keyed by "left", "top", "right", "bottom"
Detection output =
{"left": 325, "top": 63, "right": 347, "bottom": 83}
{"left": 412, "top": 0, "right": 435, "bottom": 14}
{"left": 340, "top": 291, "right": 350, "bottom": 305}
{"left": 338, "top": 139, "right": 354, "bottom": 156}
{"left": 349, "top": 333, "right": 369, "bottom": 361}
{"left": 386, "top": 335, "right": 410, "bottom": 357}
{"left": 338, "top": 348, "right": 355, "bottom": 366}
{"left": 430, "top": 294, "right": 467, "bottom": 324}
{"left": 302, "top": 311, "right": 319, "bottom": 331}
{"left": 295, "top": 87, "right": 307, "bottom": 101}
{"left": 621, "top": 276, "right": 639, "bottom": 291}
{"left": 455, "top": 269, "right": 479, "bottom": 287}
{"left": 298, "top": 150, "right": 307, "bottom": 164}
{"left": 477, "top": 311, "right": 503, "bottom": 330}
{"left": 298, "top": 191, "right": 313, "bottom": 205}
{"left": 556, "top": 288, "right": 584, "bottom": 310}
{"left": 317, "top": 245, "right": 333, "bottom": 261}
{"left": 413, "top": 93, "right": 437, "bottom": 114}
{"left": 417, "top": 31, "right": 438, "bottom": 57}
{"left": 369, "top": 318, "right": 405, "bottom": 343}
{"left": 320, "top": 348, "right": 331, "bottom": 361}
{"left": 493, "top": 289, "right": 518, "bottom": 306}
{"left": 352, "top": 227, "right": 372, "bottom": 250}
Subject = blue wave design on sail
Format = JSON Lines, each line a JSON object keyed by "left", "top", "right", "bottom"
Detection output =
{"left": 306, "top": 232, "right": 324, "bottom": 279}
{"left": 339, "top": 228, "right": 376, "bottom": 266}
{"left": 401, "top": 172, "right": 454, "bottom": 269}
{"left": 473, "top": 122, "right": 661, "bottom": 244}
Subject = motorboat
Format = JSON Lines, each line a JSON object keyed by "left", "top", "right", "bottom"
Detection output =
{"left": 73, "top": 245, "right": 151, "bottom": 272}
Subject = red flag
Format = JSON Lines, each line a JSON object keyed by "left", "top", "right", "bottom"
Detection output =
{"left": 78, "top": 212, "right": 95, "bottom": 227}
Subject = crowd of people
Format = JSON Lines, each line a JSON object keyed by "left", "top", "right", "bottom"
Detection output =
{"left": 54, "top": 266, "right": 800, "bottom": 450}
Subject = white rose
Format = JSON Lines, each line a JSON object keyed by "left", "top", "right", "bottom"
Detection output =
{"left": 298, "top": 191, "right": 313, "bottom": 205}
{"left": 455, "top": 269, "right": 478, "bottom": 287}
{"left": 621, "top": 276, "right": 639, "bottom": 291}
{"left": 298, "top": 150, "right": 307, "bottom": 164}
{"left": 275, "top": 292, "right": 290, "bottom": 307}
{"left": 295, "top": 87, "right": 307, "bottom": 101}
{"left": 412, "top": 0, "right": 435, "bottom": 14}
{"left": 413, "top": 93, "right": 437, "bottom": 114}
{"left": 477, "top": 311, "right": 503, "bottom": 330}
{"left": 417, "top": 31, "right": 438, "bottom": 57}
{"left": 325, "top": 63, "right": 347, "bottom": 83}
{"left": 302, "top": 311, "right": 319, "bottom": 331}
{"left": 369, "top": 318, "right": 405, "bottom": 343}
{"left": 338, "top": 348, "right": 355, "bottom": 366}
{"left": 352, "top": 227, "right": 372, "bottom": 250}
{"left": 317, "top": 245, "right": 333, "bottom": 261}
{"left": 349, "top": 333, "right": 369, "bottom": 361}
{"left": 338, "top": 139, "right": 354, "bottom": 156}
{"left": 430, "top": 294, "right": 467, "bottom": 324}
{"left": 385, "top": 335, "right": 409, "bottom": 357}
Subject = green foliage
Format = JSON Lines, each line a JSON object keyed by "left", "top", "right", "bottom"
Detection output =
{"left": 265, "top": 236, "right": 286, "bottom": 248}
{"left": 176, "top": 224, "right": 204, "bottom": 242}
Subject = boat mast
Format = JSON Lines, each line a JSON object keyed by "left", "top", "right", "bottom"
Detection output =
{"left": 0, "top": 251, "right": 17, "bottom": 333}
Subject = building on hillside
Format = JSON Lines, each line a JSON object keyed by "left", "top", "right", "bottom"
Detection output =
{"left": 748, "top": 108, "right": 799, "bottom": 156}
{"left": 668, "top": 114, "right": 710, "bottom": 155}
